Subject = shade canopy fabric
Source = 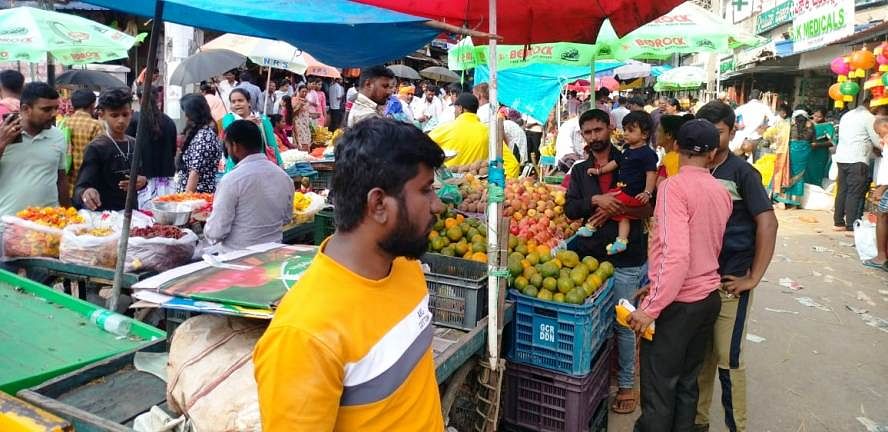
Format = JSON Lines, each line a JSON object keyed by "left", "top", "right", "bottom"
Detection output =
{"left": 474, "top": 61, "right": 623, "bottom": 123}
{"left": 355, "top": 0, "right": 686, "bottom": 44}
{"left": 0, "top": 6, "right": 136, "bottom": 65}
{"left": 653, "top": 65, "right": 706, "bottom": 91}
{"left": 80, "top": 0, "right": 440, "bottom": 67}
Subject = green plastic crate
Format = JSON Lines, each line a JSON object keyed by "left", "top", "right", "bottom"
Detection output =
{"left": 0, "top": 270, "right": 166, "bottom": 394}
{"left": 543, "top": 175, "right": 565, "bottom": 185}
{"left": 313, "top": 209, "right": 335, "bottom": 245}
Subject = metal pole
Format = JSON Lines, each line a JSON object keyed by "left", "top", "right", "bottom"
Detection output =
{"left": 109, "top": 0, "right": 164, "bottom": 313}
{"left": 485, "top": 0, "right": 501, "bottom": 369}
{"left": 263, "top": 67, "right": 272, "bottom": 114}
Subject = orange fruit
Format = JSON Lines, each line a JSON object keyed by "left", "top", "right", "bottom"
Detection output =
{"left": 471, "top": 252, "right": 487, "bottom": 263}
{"left": 536, "top": 245, "right": 551, "bottom": 257}
{"left": 428, "top": 231, "right": 440, "bottom": 240}
{"left": 455, "top": 214, "right": 465, "bottom": 223}
{"left": 520, "top": 259, "right": 531, "bottom": 269}
{"left": 444, "top": 218, "right": 459, "bottom": 229}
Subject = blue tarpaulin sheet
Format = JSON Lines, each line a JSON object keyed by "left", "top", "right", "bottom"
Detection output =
{"left": 80, "top": 0, "right": 439, "bottom": 67}
{"left": 474, "top": 61, "right": 623, "bottom": 124}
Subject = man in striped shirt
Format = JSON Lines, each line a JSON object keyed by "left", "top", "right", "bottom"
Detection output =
{"left": 254, "top": 118, "right": 446, "bottom": 431}
{"left": 628, "top": 119, "right": 733, "bottom": 431}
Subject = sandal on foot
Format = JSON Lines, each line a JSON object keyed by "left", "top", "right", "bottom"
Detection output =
{"left": 577, "top": 226, "right": 596, "bottom": 237}
{"left": 611, "top": 390, "right": 637, "bottom": 414}
{"left": 863, "top": 259, "right": 886, "bottom": 270}
{"left": 607, "top": 238, "right": 628, "bottom": 255}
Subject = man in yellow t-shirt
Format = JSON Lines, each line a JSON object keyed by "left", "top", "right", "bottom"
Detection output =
{"left": 254, "top": 117, "right": 446, "bottom": 432}
{"left": 428, "top": 92, "right": 520, "bottom": 178}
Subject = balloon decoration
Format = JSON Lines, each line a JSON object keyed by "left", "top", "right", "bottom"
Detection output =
{"left": 829, "top": 45, "right": 886, "bottom": 108}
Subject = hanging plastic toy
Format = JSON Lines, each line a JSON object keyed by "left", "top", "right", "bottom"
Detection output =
{"left": 839, "top": 81, "right": 860, "bottom": 102}
{"left": 830, "top": 56, "right": 851, "bottom": 82}
{"left": 866, "top": 72, "right": 888, "bottom": 107}
{"left": 828, "top": 83, "right": 845, "bottom": 108}
{"left": 874, "top": 42, "right": 888, "bottom": 72}
{"left": 849, "top": 48, "right": 876, "bottom": 79}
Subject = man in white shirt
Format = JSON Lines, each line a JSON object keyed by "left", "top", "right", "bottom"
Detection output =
{"left": 503, "top": 114, "right": 528, "bottom": 164}
{"left": 473, "top": 83, "right": 492, "bottom": 124}
{"left": 730, "top": 89, "right": 774, "bottom": 154}
{"left": 347, "top": 66, "right": 395, "bottom": 128}
{"left": 411, "top": 85, "right": 443, "bottom": 132}
{"left": 217, "top": 69, "right": 239, "bottom": 112}
{"left": 555, "top": 116, "right": 585, "bottom": 171}
{"left": 869, "top": 115, "right": 888, "bottom": 270}
{"left": 833, "top": 99, "right": 881, "bottom": 231}
{"left": 328, "top": 78, "right": 345, "bottom": 131}
{"left": 437, "top": 84, "right": 461, "bottom": 125}
{"left": 611, "top": 96, "right": 631, "bottom": 130}
{"left": 235, "top": 71, "right": 263, "bottom": 113}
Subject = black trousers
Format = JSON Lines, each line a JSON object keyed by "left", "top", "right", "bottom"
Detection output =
{"left": 834, "top": 162, "right": 870, "bottom": 229}
{"left": 635, "top": 290, "right": 721, "bottom": 432}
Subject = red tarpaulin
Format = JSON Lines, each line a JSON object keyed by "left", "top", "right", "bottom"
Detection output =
{"left": 352, "top": 0, "right": 686, "bottom": 43}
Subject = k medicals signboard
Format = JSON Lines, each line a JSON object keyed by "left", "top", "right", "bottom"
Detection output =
{"left": 791, "top": 0, "right": 855, "bottom": 53}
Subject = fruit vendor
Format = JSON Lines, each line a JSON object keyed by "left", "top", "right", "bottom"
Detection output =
{"left": 254, "top": 118, "right": 446, "bottom": 431}
{"left": 563, "top": 108, "right": 652, "bottom": 415}
{"left": 205, "top": 120, "right": 293, "bottom": 252}
{"left": 74, "top": 89, "right": 147, "bottom": 211}
{"left": 694, "top": 101, "right": 777, "bottom": 432}
{"left": 428, "top": 92, "right": 520, "bottom": 178}
{"left": 627, "top": 119, "right": 731, "bottom": 431}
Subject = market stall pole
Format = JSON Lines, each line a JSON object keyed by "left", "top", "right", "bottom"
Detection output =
{"left": 109, "top": 0, "right": 164, "bottom": 312}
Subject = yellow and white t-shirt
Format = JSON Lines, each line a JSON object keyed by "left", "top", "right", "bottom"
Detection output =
{"left": 253, "top": 240, "right": 443, "bottom": 432}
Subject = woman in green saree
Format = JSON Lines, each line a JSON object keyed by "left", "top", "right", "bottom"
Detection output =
{"left": 773, "top": 108, "right": 815, "bottom": 207}
{"left": 805, "top": 107, "right": 835, "bottom": 186}
{"left": 220, "top": 88, "right": 283, "bottom": 173}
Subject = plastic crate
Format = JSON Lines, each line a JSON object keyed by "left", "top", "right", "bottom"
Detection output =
{"left": 506, "top": 277, "right": 614, "bottom": 376}
{"left": 421, "top": 253, "right": 488, "bottom": 330}
{"left": 311, "top": 170, "right": 334, "bottom": 191}
{"left": 542, "top": 175, "right": 564, "bottom": 185}
{"left": 502, "top": 338, "right": 613, "bottom": 432}
{"left": 312, "top": 209, "right": 335, "bottom": 245}
{"left": 590, "top": 394, "right": 608, "bottom": 432}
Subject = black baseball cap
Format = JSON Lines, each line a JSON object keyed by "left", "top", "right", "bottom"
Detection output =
{"left": 453, "top": 92, "right": 479, "bottom": 113}
{"left": 677, "top": 119, "right": 719, "bottom": 153}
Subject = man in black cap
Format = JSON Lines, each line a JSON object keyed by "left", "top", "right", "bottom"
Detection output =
{"left": 627, "top": 119, "right": 733, "bottom": 431}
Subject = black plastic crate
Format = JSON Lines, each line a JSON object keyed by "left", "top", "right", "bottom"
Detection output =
{"left": 502, "top": 338, "right": 613, "bottom": 432}
{"left": 421, "top": 253, "right": 488, "bottom": 330}
{"left": 311, "top": 170, "right": 334, "bottom": 191}
{"left": 312, "top": 209, "right": 335, "bottom": 245}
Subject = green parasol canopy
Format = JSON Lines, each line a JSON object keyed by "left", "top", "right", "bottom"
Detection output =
{"left": 448, "top": 2, "right": 766, "bottom": 70}
{"left": 0, "top": 6, "right": 136, "bottom": 65}
{"left": 653, "top": 66, "right": 706, "bottom": 91}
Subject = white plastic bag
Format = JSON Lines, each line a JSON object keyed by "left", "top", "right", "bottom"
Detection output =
{"left": 59, "top": 224, "right": 120, "bottom": 268}
{"left": 167, "top": 315, "right": 265, "bottom": 432}
{"left": 292, "top": 192, "right": 326, "bottom": 224}
{"left": 126, "top": 229, "right": 199, "bottom": 272}
{"left": 828, "top": 160, "right": 838, "bottom": 181}
{"left": 854, "top": 218, "right": 877, "bottom": 262}
{"left": 1, "top": 215, "right": 63, "bottom": 259}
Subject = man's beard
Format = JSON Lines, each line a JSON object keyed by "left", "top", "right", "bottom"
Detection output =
{"left": 378, "top": 198, "right": 435, "bottom": 260}
{"left": 586, "top": 139, "right": 609, "bottom": 153}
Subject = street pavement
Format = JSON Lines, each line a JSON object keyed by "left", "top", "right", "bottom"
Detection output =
{"left": 608, "top": 209, "right": 888, "bottom": 432}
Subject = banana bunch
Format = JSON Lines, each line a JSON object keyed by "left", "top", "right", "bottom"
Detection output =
{"left": 312, "top": 126, "right": 333, "bottom": 144}
{"left": 293, "top": 192, "right": 312, "bottom": 212}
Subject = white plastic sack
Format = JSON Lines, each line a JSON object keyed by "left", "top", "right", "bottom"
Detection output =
{"left": 854, "top": 218, "right": 877, "bottom": 262}
{"left": 125, "top": 229, "right": 199, "bottom": 272}
{"left": 167, "top": 315, "right": 266, "bottom": 432}
{"left": 828, "top": 160, "right": 838, "bottom": 181}
{"left": 59, "top": 224, "right": 120, "bottom": 268}
{"left": 0, "top": 215, "right": 63, "bottom": 259}
{"left": 800, "top": 184, "right": 834, "bottom": 211}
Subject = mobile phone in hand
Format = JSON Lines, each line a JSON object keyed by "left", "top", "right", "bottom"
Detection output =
{"left": 2, "top": 112, "right": 21, "bottom": 143}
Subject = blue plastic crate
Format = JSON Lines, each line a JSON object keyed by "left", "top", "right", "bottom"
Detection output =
{"left": 506, "top": 277, "right": 614, "bottom": 376}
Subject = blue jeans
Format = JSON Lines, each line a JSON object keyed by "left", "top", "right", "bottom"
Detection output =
{"left": 613, "top": 262, "right": 649, "bottom": 389}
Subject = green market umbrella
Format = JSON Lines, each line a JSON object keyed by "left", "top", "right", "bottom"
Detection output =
{"left": 0, "top": 6, "right": 137, "bottom": 65}
{"left": 595, "top": 2, "right": 765, "bottom": 61}
{"left": 449, "top": 2, "right": 766, "bottom": 70}
{"left": 653, "top": 66, "right": 706, "bottom": 91}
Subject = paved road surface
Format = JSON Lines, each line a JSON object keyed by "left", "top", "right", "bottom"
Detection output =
{"left": 608, "top": 209, "right": 888, "bottom": 432}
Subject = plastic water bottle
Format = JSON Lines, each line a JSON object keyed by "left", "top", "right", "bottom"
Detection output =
{"left": 89, "top": 310, "right": 132, "bottom": 337}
